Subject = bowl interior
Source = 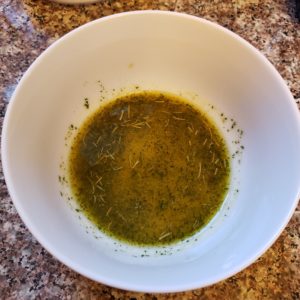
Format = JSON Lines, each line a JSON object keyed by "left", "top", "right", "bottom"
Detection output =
{"left": 3, "top": 11, "right": 300, "bottom": 292}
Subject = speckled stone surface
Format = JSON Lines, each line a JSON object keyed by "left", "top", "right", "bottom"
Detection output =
{"left": 0, "top": 0, "right": 299, "bottom": 299}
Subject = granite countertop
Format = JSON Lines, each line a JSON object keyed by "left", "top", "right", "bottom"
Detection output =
{"left": 0, "top": 0, "right": 299, "bottom": 299}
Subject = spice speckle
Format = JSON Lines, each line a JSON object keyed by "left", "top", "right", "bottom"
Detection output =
{"left": 84, "top": 97, "right": 89, "bottom": 109}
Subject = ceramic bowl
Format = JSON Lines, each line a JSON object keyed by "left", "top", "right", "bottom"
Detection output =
{"left": 2, "top": 11, "right": 300, "bottom": 292}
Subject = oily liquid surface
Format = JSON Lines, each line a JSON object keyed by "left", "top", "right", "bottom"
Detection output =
{"left": 68, "top": 92, "right": 230, "bottom": 245}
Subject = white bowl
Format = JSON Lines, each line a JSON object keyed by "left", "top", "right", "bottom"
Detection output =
{"left": 2, "top": 11, "right": 300, "bottom": 292}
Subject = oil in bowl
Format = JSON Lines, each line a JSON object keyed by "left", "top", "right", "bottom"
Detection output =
{"left": 68, "top": 91, "right": 230, "bottom": 246}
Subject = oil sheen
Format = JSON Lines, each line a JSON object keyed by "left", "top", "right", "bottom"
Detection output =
{"left": 68, "top": 91, "right": 230, "bottom": 245}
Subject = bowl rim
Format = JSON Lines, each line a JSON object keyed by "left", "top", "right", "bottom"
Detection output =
{"left": 2, "top": 10, "right": 300, "bottom": 293}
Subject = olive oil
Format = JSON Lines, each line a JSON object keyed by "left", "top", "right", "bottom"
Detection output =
{"left": 68, "top": 91, "right": 230, "bottom": 245}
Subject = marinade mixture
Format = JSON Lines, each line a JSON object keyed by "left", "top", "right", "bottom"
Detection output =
{"left": 68, "top": 92, "right": 230, "bottom": 245}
